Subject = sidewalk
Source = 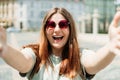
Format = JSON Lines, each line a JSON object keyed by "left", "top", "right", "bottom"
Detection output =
{"left": 78, "top": 33, "right": 109, "bottom": 50}
{"left": 78, "top": 33, "right": 109, "bottom": 45}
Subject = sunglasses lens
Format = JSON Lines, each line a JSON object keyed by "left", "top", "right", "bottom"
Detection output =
{"left": 46, "top": 20, "right": 69, "bottom": 30}
{"left": 59, "top": 20, "right": 69, "bottom": 29}
{"left": 46, "top": 21, "right": 56, "bottom": 29}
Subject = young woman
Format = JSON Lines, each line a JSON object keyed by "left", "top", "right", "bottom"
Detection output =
{"left": 0, "top": 7, "right": 120, "bottom": 80}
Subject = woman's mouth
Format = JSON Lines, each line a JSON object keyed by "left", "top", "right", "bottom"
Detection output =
{"left": 52, "top": 36, "right": 64, "bottom": 42}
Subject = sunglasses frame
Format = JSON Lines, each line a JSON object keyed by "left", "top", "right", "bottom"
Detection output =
{"left": 46, "top": 20, "right": 70, "bottom": 30}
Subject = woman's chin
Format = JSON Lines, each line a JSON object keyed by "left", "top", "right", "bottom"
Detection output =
{"left": 52, "top": 44, "right": 64, "bottom": 49}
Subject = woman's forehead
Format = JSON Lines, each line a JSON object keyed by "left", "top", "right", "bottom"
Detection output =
{"left": 49, "top": 13, "right": 66, "bottom": 22}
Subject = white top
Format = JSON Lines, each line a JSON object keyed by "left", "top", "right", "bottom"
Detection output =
{"left": 21, "top": 48, "right": 95, "bottom": 80}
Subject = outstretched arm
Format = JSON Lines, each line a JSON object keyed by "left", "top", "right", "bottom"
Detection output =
{"left": 0, "top": 27, "right": 35, "bottom": 73}
{"left": 81, "top": 11, "right": 120, "bottom": 75}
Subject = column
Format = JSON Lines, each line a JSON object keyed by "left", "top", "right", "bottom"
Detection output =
{"left": 79, "top": 15, "right": 85, "bottom": 33}
{"left": 92, "top": 9, "right": 99, "bottom": 34}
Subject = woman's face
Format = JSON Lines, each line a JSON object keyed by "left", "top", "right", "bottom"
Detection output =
{"left": 46, "top": 13, "right": 70, "bottom": 52}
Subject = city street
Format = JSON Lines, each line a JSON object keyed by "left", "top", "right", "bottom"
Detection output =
{"left": 0, "top": 31, "right": 120, "bottom": 80}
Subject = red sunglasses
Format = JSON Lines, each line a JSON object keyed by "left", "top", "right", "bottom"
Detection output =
{"left": 46, "top": 20, "right": 69, "bottom": 29}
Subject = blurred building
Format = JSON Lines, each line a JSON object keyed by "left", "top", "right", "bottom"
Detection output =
{"left": 85, "top": 0, "right": 116, "bottom": 33}
{"left": 0, "top": 0, "right": 117, "bottom": 33}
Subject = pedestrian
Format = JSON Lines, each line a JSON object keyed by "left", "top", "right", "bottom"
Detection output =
{"left": 0, "top": 7, "right": 120, "bottom": 80}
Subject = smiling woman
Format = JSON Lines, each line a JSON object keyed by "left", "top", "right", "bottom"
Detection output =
{"left": 0, "top": 7, "right": 120, "bottom": 80}
{"left": 46, "top": 13, "right": 70, "bottom": 55}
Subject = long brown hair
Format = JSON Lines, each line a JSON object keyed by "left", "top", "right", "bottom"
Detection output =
{"left": 27, "top": 7, "right": 84, "bottom": 79}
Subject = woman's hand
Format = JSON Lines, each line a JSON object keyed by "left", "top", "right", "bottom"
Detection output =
{"left": 0, "top": 27, "right": 7, "bottom": 55}
{"left": 108, "top": 11, "right": 120, "bottom": 55}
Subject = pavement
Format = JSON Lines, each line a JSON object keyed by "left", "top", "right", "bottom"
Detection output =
{"left": 78, "top": 33, "right": 109, "bottom": 50}
{"left": 0, "top": 31, "right": 120, "bottom": 80}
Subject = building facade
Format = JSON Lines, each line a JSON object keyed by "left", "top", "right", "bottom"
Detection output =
{"left": 0, "top": 0, "right": 117, "bottom": 33}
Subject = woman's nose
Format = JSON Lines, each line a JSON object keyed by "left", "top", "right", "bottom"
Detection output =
{"left": 54, "top": 24, "right": 61, "bottom": 32}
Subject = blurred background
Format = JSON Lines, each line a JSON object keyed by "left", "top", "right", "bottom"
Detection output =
{"left": 0, "top": 0, "right": 120, "bottom": 33}
{"left": 0, "top": 0, "right": 120, "bottom": 80}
